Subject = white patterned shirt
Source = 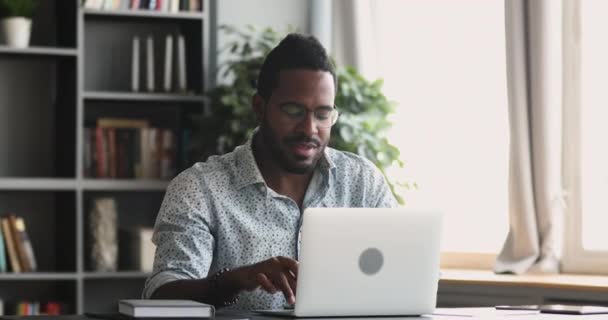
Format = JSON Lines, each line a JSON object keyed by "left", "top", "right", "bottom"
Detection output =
{"left": 143, "top": 134, "right": 398, "bottom": 310}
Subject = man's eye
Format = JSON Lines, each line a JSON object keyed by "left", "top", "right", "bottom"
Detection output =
{"left": 283, "top": 104, "right": 304, "bottom": 116}
{"left": 315, "top": 109, "right": 333, "bottom": 120}
{"left": 315, "top": 111, "right": 330, "bottom": 120}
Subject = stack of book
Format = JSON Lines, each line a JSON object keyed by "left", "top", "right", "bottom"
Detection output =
{"left": 0, "top": 214, "right": 36, "bottom": 273}
{"left": 83, "top": 0, "right": 202, "bottom": 12}
{"left": 83, "top": 118, "right": 177, "bottom": 180}
{"left": 7, "top": 301, "right": 63, "bottom": 316}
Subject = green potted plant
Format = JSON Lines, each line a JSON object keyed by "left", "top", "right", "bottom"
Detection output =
{"left": 0, "top": 0, "right": 39, "bottom": 48}
{"left": 193, "top": 25, "right": 408, "bottom": 203}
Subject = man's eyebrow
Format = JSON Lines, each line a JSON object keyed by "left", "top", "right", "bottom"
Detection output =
{"left": 279, "top": 101, "right": 306, "bottom": 108}
{"left": 279, "top": 102, "right": 334, "bottom": 110}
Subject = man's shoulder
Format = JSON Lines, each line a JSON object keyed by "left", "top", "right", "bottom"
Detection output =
{"left": 326, "top": 147, "right": 380, "bottom": 175}
{"left": 172, "top": 148, "right": 240, "bottom": 187}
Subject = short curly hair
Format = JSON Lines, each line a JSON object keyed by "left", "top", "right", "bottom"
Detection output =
{"left": 256, "top": 33, "right": 336, "bottom": 100}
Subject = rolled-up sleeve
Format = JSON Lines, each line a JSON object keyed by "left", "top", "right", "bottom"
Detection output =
{"left": 143, "top": 169, "right": 216, "bottom": 298}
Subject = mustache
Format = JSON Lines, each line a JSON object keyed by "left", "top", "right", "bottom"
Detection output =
{"left": 285, "top": 135, "right": 322, "bottom": 147}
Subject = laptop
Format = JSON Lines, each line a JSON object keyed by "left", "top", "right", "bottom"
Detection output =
{"left": 257, "top": 207, "right": 442, "bottom": 318}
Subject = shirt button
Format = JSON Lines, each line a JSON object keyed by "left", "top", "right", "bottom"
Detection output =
{"left": 258, "top": 185, "right": 265, "bottom": 192}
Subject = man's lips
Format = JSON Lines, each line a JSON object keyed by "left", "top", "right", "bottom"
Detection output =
{"left": 289, "top": 142, "right": 319, "bottom": 158}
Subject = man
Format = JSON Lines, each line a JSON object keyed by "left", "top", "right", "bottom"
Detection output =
{"left": 143, "top": 33, "right": 397, "bottom": 310}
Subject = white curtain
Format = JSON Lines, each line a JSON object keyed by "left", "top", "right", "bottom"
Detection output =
{"left": 495, "top": 0, "right": 564, "bottom": 274}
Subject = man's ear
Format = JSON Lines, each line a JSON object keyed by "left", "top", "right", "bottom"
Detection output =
{"left": 252, "top": 93, "right": 266, "bottom": 123}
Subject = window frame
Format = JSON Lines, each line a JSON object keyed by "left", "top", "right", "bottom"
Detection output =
{"left": 561, "top": 0, "right": 608, "bottom": 274}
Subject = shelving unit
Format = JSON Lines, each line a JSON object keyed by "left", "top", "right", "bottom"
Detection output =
{"left": 0, "top": 0, "right": 216, "bottom": 315}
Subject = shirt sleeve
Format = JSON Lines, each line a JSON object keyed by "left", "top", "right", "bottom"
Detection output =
{"left": 142, "top": 169, "right": 216, "bottom": 299}
{"left": 372, "top": 169, "right": 400, "bottom": 208}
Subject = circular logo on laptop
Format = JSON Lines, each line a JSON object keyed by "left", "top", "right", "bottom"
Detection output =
{"left": 359, "top": 248, "right": 383, "bottom": 275}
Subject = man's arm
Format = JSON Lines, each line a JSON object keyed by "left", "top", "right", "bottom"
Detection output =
{"left": 151, "top": 256, "right": 299, "bottom": 306}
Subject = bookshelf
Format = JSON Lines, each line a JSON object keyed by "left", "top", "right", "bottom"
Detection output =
{"left": 0, "top": 0, "right": 217, "bottom": 315}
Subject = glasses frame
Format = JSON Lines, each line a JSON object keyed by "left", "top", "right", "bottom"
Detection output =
{"left": 277, "top": 103, "right": 340, "bottom": 129}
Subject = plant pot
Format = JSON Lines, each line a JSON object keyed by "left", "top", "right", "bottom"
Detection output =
{"left": 1, "top": 17, "right": 32, "bottom": 48}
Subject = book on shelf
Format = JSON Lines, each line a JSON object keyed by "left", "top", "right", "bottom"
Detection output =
{"left": 6, "top": 300, "right": 63, "bottom": 316}
{"left": 0, "top": 215, "right": 36, "bottom": 273}
{"left": 0, "top": 223, "right": 6, "bottom": 272}
{"left": 1, "top": 217, "right": 21, "bottom": 272}
{"left": 118, "top": 300, "right": 214, "bottom": 318}
{"left": 84, "top": 120, "right": 177, "bottom": 180}
{"left": 163, "top": 34, "right": 173, "bottom": 92}
{"left": 177, "top": 34, "right": 187, "bottom": 93}
{"left": 146, "top": 35, "right": 155, "bottom": 92}
{"left": 132, "top": 36, "right": 140, "bottom": 92}
{"left": 84, "top": 0, "right": 202, "bottom": 11}
{"left": 9, "top": 215, "right": 37, "bottom": 272}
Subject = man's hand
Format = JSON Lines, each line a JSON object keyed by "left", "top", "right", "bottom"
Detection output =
{"left": 234, "top": 256, "right": 298, "bottom": 305}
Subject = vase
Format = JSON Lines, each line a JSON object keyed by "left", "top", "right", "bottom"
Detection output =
{"left": 1, "top": 17, "right": 32, "bottom": 48}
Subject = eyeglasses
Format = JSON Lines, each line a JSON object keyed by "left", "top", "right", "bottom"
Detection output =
{"left": 278, "top": 103, "right": 340, "bottom": 128}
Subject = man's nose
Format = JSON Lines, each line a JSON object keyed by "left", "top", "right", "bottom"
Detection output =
{"left": 297, "top": 111, "right": 319, "bottom": 136}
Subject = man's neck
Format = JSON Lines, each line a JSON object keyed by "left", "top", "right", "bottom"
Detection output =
{"left": 252, "top": 134, "right": 314, "bottom": 208}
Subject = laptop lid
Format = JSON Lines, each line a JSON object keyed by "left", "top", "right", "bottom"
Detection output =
{"left": 293, "top": 208, "right": 442, "bottom": 317}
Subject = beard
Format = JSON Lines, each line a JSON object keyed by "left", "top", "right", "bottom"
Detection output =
{"left": 259, "top": 117, "right": 326, "bottom": 175}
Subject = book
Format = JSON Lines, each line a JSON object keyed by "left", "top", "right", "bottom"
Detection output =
{"left": 118, "top": 300, "right": 214, "bottom": 318}
{"left": 9, "top": 215, "right": 37, "bottom": 272}
{"left": 84, "top": 0, "right": 104, "bottom": 9}
{"left": 1, "top": 217, "right": 20, "bottom": 272}
{"left": 132, "top": 36, "right": 140, "bottom": 92}
{"left": 163, "top": 35, "right": 173, "bottom": 92}
{"left": 146, "top": 35, "right": 155, "bottom": 92}
{"left": 0, "top": 224, "right": 6, "bottom": 272}
{"left": 176, "top": 34, "right": 187, "bottom": 92}
{"left": 169, "top": 0, "right": 179, "bottom": 13}
{"left": 107, "top": 128, "right": 117, "bottom": 178}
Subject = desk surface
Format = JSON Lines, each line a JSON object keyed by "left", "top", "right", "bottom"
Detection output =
{"left": 2, "top": 309, "right": 608, "bottom": 320}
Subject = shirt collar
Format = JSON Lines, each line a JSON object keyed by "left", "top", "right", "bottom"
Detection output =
{"left": 234, "top": 129, "right": 337, "bottom": 190}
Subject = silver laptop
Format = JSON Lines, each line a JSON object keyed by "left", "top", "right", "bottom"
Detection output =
{"left": 258, "top": 207, "right": 442, "bottom": 318}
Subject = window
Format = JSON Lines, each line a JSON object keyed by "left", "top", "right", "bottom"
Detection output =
{"left": 563, "top": 0, "right": 608, "bottom": 273}
{"left": 373, "top": 0, "right": 509, "bottom": 259}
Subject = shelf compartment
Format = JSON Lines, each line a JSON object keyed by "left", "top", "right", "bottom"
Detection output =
{"left": 84, "top": 278, "right": 147, "bottom": 313}
{"left": 83, "top": 18, "right": 204, "bottom": 94}
{"left": 0, "top": 58, "right": 77, "bottom": 178}
{"left": 83, "top": 191, "right": 162, "bottom": 272}
{"left": 0, "top": 191, "right": 77, "bottom": 272}
{"left": 83, "top": 9, "right": 205, "bottom": 21}
{"left": 0, "top": 280, "right": 76, "bottom": 315}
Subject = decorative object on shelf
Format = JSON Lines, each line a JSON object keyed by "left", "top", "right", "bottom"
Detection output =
{"left": 119, "top": 227, "right": 155, "bottom": 272}
{"left": 0, "top": 0, "right": 39, "bottom": 48}
{"left": 130, "top": 33, "right": 188, "bottom": 95}
{"left": 194, "top": 25, "right": 408, "bottom": 204}
{"left": 89, "top": 198, "right": 118, "bottom": 272}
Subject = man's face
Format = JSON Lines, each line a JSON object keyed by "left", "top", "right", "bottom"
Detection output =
{"left": 259, "top": 69, "right": 335, "bottom": 174}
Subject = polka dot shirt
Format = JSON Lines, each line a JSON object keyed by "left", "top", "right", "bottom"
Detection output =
{"left": 143, "top": 134, "right": 398, "bottom": 310}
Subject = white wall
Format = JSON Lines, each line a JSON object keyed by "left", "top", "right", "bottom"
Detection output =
{"left": 217, "top": 0, "right": 309, "bottom": 34}
{"left": 216, "top": 0, "right": 310, "bottom": 83}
